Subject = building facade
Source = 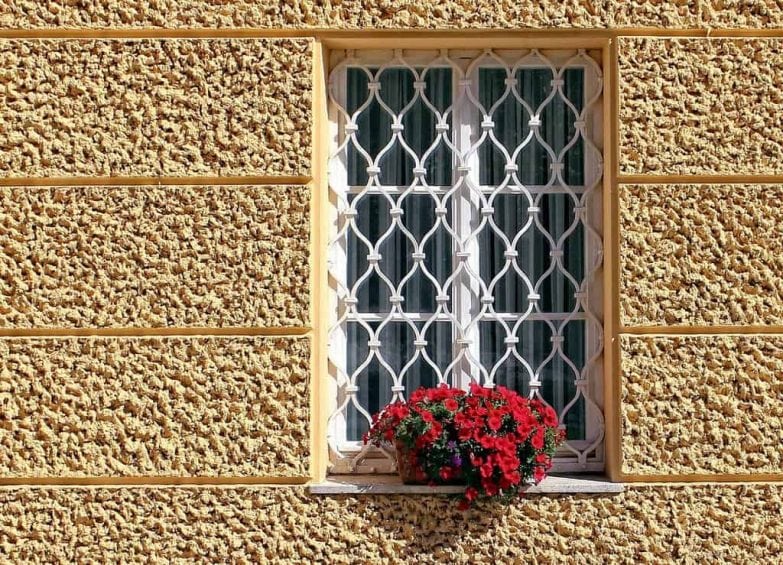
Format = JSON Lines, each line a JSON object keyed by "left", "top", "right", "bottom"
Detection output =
{"left": 0, "top": 2, "right": 781, "bottom": 562}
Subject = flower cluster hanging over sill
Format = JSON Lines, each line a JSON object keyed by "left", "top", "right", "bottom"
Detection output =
{"left": 364, "top": 384, "right": 564, "bottom": 510}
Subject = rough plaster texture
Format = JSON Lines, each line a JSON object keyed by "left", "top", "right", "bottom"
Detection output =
{"left": 0, "top": 485, "right": 779, "bottom": 562}
{"left": 621, "top": 335, "right": 783, "bottom": 476}
{"left": 702, "top": 0, "right": 783, "bottom": 28}
{"left": 620, "top": 184, "right": 783, "bottom": 327}
{"left": 0, "top": 336, "right": 310, "bottom": 477}
{"left": 619, "top": 38, "right": 783, "bottom": 175}
{"left": 0, "top": 185, "right": 310, "bottom": 328}
{"left": 0, "top": 1, "right": 607, "bottom": 29}
{"left": 7, "top": 1, "right": 782, "bottom": 29}
{"left": 609, "top": 0, "right": 699, "bottom": 28}
{"left": 0, "top": 39, "right": 311, "bottom": 178}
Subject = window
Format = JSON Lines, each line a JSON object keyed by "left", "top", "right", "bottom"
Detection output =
{"left": 327, "top": 48, "right": 605, "bottom": 474}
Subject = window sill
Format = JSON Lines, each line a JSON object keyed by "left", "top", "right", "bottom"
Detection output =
{"left": 309, "top": 474, "right": 623, "bottom": 495}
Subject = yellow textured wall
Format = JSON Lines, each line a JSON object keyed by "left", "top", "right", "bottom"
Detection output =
{"left": 0, "top": 185, "right": 310, "bottom": 328}
{"left": 702, "top": 0, "right": 783, "bottom": 28}
{"left": 0, "top": 485, "right": 779, "bottom": 562}
{"left": 0, "top": 337, "right": 310, "bottom": 477}
{"left": 0, "top": 1, "right": 781, "bottom": 561}
{"left": 3, "top": 1, "right": 783, "bottom": 29}
{"left": 0, "top": 39, "right": 312, "bottom": 178}
{"left": 619, "top": 38, "right": 783, "bottom": 175}
{"left": 620, "top": 184, "right": 783, "bottom": 326}
{"left": 621, "top": 336, "right": 783, "bottom": 476}
{"left": 0, "top": 1, "right": 608, "bottom": 29}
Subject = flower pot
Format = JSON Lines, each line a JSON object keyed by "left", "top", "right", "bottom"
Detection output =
{"left": 394, "top": 440, "right": 464, "bottom": 485}
{"left": 394, "top": 440, "right": 425, "bottom": 484}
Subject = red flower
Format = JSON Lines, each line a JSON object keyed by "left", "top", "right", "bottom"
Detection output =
{"left": 531, "top": 428, "right": 545, "bottom": 450}
{"left": 479, "top": 435, "right": 496, "bottom": 450}
{"left": 542, "top": 406, "right": 558, "bottom": 427}
{"left": 487, "top": 414, "right": 502, "bottom": 432}
{"left": 364, "top": 384, "right": 563, "bottom": 509}
{"left": 516, "top": 423, "right": 533, "bottom": 439}
{"left": 479, "top": 463, "right": 495, "bottom": 479}
{"left": 482, "top": 478, "right": 499, "bottom": 496}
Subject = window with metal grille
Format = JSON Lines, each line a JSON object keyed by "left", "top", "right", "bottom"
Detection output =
{"left": 327, "top": 48, "right": 605, "bottom": 474}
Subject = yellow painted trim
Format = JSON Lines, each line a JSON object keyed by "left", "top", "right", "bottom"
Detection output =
{"left": 2, "top": 28, "right": 783, "bottom": 40}
{"left": 315, "top": 35, "right": 619, "bottom": 481}
{"left": 0, "top": 29, "right": 310, "bottom": 39}
{"left": 619, "top": 174, "right": 783, "bottom": 185}
{"left": 0, "top": 328, "right": 311, "bottom": 338}
{"left": 0, "top": 476, "right": 310, "bottom": 486}
{"left": 321, "top": 35, "right": 609, "bottom": 50}
{"left": 0, "top": 176, "right": 310, "bottom": 187}
{"left": 309, "top": 39, "right": 331, "bottom": 484}
{"left": 602, "top": 38, "right": 621, "bottom": 483}
{"left": 620, "top": 326, "right": 783, "bottom": 336}
{"left": 320, "top": 28, "right": 783, "bottom": 40}
{"left": 619, "top": 473, "right": 783, "bottom": 484}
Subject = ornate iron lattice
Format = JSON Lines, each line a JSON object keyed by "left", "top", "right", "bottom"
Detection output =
{"left": 327, "top": 49, "right": 605, "bottom": 474}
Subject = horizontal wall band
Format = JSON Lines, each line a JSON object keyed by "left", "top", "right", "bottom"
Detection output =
{"left": 619, "top": 174, "right": 783, "bottom": 185}
{"left": 0, "top": 175, "right": 311, "bottom": 187}
{"left": 0, "top": 476, "right": 310, "bottom": 487}
{"left": 1, "top": 28, "right": 783, "bottom": 40}
{"left": 0, "top": 476, "right": 778, "bottom": 489}
{"left": 620, "top": 325, "right": 783, "bottom": 336}
{"left": 0, "top": 327, "right": 311, "bottom": 338}
{"left": 620, "top": 473, "right": 783, "bottom": 484}
{"left": 3, "top": 175, "right": 779, "bottom": 188}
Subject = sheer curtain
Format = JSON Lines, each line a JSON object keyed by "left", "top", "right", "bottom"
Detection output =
{"left": 346, "top": 67, "right": 452, "bottom": 440}
{"left": 344, "top": 65, "right": 586, "bottom": 441}
{"left": 478, "top": 67, "right": 586, "bottom": 439}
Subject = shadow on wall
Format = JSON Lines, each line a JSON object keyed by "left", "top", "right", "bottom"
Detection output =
{"left": 311, "top": 493, "right": 622, "bottom": 561}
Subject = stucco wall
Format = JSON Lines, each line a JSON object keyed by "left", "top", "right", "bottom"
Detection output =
{"left": 0, "top": 336, "right": 310, "bottom": 477}
{"left": 0, "top": 485, "right": 779, "bottom": 562}
{"left": 3, "top": 1, "right": 783, "bottom": 29}
{"left": 620, "top": 184, "right": 783, "bottom": 326}
{"left": 0, "top": 185, "right": 310, "bottom": 328}
{"left": 0, "top": 39, "right": 312, "bottom": 178}
{"left": 0, "top": 1, "right": 781, "bottom": 562}
{"left": 619, "top": 38, "right": 783, "bottom": 176}
{"left": 621, "top": 335, "right": 783, "bottom": 475}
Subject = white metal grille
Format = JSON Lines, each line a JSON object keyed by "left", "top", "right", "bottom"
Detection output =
{"left": 327, "top": 48, "right": 604, "bottom": 474}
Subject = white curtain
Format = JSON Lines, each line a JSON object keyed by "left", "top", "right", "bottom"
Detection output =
{"left": 345, "top": 66, "right": 586, "bottom": 441}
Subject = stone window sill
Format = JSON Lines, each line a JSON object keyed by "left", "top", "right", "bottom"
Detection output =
{"left": 309, "top": 474, "right": 623, "bottom": 495}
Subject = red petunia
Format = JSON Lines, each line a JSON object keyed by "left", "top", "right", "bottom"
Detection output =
{"left": 487, "top": 414, "right": 502, "bottom": 432}
{"left": 479, "top": 435, "right": 496, "bottom": 450}
{"left": 364, "top": 383, "right": 563, "bottom": 509}
{"left": 531, "top": 428, "right": 545, "bottom": 450}
{"left": 480, "top": 463, "right": 494, "bottom": 479}
{"left": 482, "top": 478, "right": 499, "bottom": 496}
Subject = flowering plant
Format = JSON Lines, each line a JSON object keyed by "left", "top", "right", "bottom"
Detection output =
{"left": 364, "top": 383, "right": 564, "bottom": 509}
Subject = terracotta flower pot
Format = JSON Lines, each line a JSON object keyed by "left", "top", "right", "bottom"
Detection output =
{"left": 394, "top": 440, "right": 425, "bottom": 484}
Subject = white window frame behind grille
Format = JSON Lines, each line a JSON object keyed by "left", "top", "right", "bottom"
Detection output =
{"left": 327, "top": 48, "right": 605, "bottom": 475}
